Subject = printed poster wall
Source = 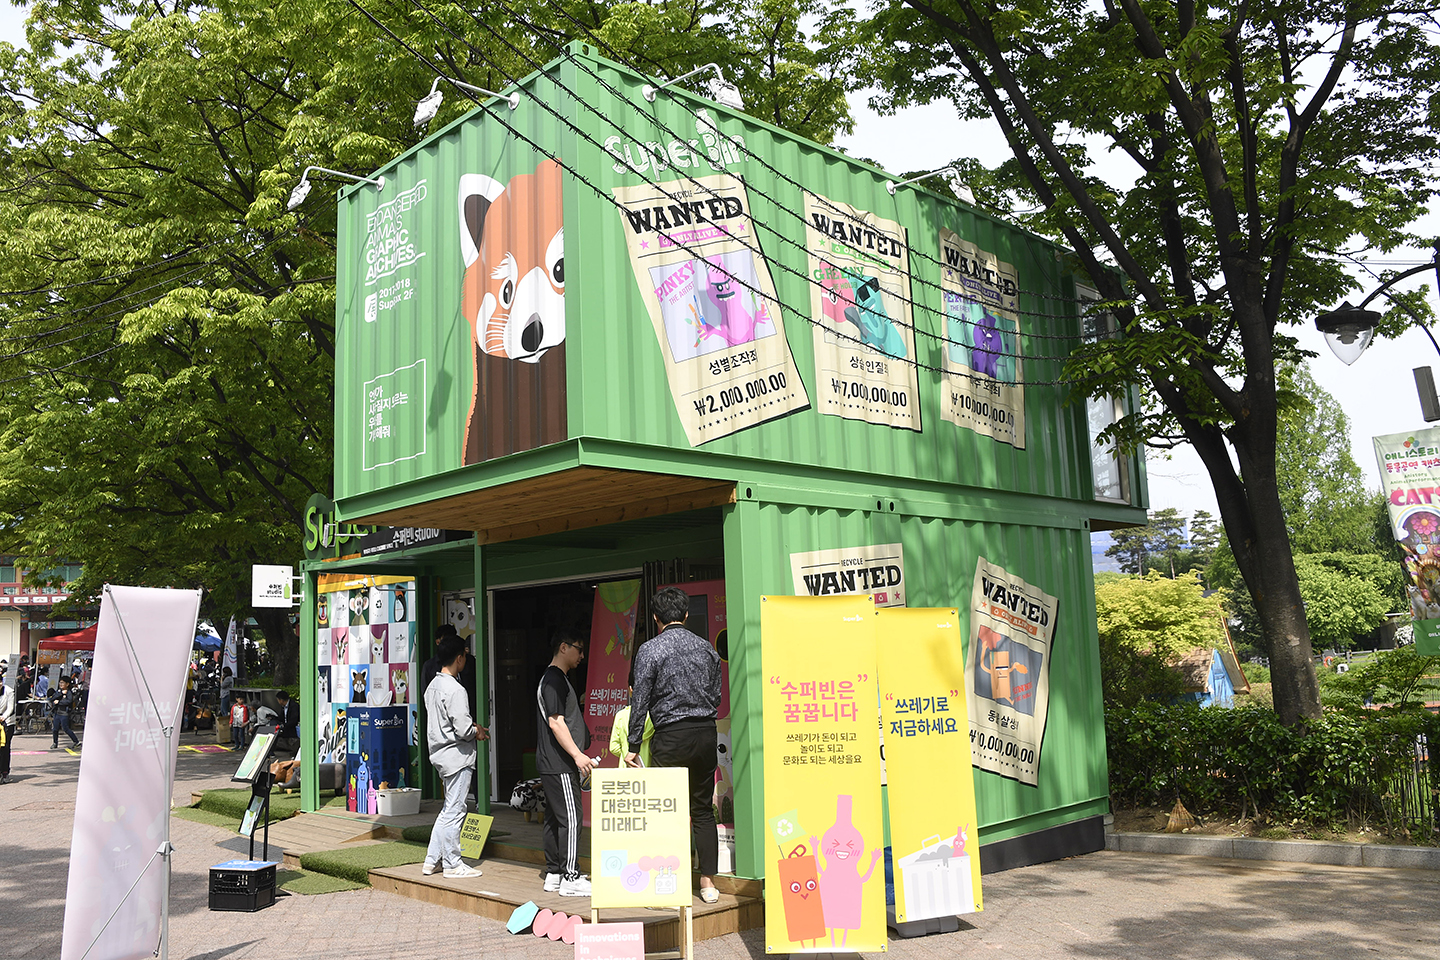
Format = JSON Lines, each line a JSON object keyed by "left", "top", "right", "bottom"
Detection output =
{"left": 761, "top": 595, "right": 885, "bottom": 954}
{"left": 591, "top": 767, "right": 692, "bottom": 909}
{"left": 1374, "top": 428, "right": 1440, "bottom": 653}
{"left": 615, "top": 173, "right": 810, "bottom": 445}
{"left": 316, "top": 573, "right": 420, "bottom": 812}
{"left": 875, "top": 607, "right": 982, "bottom": 923}
{"left": 965, "top": 558, "right": 1058, "bottom": 785}
{"left": 939, "top": 229, "right": 1025, "bottom": 447}
{"left": 805, "top": 193, "right": 920, "bottom": 431}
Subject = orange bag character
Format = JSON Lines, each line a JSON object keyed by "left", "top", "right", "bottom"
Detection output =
{"left": 775, "top": 844, "right": 826, "bottom": 945}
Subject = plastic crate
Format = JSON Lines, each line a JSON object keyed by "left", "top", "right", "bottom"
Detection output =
{"left": 209, "top": 860, "right": 278, "bottom": 913}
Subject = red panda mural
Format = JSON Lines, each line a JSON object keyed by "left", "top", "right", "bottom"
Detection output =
{"left": 458, "top": 159, "right": 567, "bottom": 465}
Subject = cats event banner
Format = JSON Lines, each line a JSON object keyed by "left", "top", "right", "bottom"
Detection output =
{"left": 805, "top": 193, "right": 921, "bottom": 432}
{"left": 1373, "top": 427, "right": 1440, "bottom": 654}
{"left": 965, "top": 558, "right": 1058, "bottom": 786}
{"left": 615, "top": 174, "right": 809, "bottom": 445}
{"left": 876, "top": 607, "right": 982, "bottom": 923}
{"left": 939, "top": 230, "right": 1025, "bottom": 448}
{"left": 761, "top": 595, "right": 886, "bottom": 954}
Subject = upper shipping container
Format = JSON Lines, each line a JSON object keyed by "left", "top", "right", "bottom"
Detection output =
{"left": 332, "top": 46, "right": 1141, "bottom": 519}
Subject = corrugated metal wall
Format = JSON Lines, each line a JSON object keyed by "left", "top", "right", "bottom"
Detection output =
{"left": 724, "top": 497, "right": 1107, "bottom": 878}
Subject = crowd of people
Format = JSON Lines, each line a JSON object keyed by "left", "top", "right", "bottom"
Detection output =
{"left": 0, "top": 654, "right": 91, "bottom": 766}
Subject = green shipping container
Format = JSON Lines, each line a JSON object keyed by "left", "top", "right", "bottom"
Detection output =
{"left": 309, "top": 43, "right": 1147, "bottom": 883}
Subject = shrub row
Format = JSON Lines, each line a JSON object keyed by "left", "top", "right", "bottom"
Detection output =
{"left": 1106, "top": 703, "right": 1440, "bottom": 835}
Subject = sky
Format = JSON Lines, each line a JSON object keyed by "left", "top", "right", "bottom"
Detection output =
{"left": 3, "top": 9, "right": 1435, "bottom": 527}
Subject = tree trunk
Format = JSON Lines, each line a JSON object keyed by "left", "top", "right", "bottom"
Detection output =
{"left": 1200, "top": 427, "right": 1323, "bottom": 726}
{"left": 253, "top": 607, "right": 299, "bottom": 688}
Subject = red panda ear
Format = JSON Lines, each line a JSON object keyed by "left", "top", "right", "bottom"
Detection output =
{"left": 458, "top": 174, "right": 506, "bottom": 267}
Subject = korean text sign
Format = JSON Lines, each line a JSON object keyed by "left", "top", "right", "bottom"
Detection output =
{"left": 1374, "top": 427, "right": 1440, "bottom": 654}
{"left": 875, "top": 607, "right": 982, "bottom": 923}
{"left": 761, "top": 595, "right": 886, "bottom": 954}
{"left": 965, "top": 558, "right": 1058, "bottom": 785}
{"left": 591, "top": 767, "right": 691, "bottom": 908}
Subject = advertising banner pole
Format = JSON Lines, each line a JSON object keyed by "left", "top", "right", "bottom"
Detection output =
{"left": 62, "top": 585, "right": 201, "bottom": 960}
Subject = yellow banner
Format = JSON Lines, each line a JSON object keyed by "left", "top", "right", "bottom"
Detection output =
{"left": 875, "top": 607, "right": 982, "bottom": 922}
{"left": 761, "top": 595, "right": 886, "bottom": 953}
{"left": 591, "top": 767, "right": 692, "bottom": 909}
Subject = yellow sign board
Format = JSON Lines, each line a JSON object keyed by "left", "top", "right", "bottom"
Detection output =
{"left": 875, "top": 607, "right": 982, "bottom": 922}
{"left": 458, "top": 812, "right": 494, "bottom": 860}
{"left": 761, "top": 595, "right": 886, "bottom": 954}
{"left": 591, "top": 767, "right": 692, "bottom": 908}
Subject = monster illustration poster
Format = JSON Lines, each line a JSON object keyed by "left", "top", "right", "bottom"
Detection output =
{"left": 760, "top": 595, "right": 886, "bottom": 953}
{"left": 938, "top": 229, "right": 1026, "bottom": 447}
{"left": 614, "top": 173, "right": 809, "bottom": 445}
{"left": 803, "top": 192, "right": 920, "bottom": 432}
{"left": 1373, "top": 428, "right": 1440, "bottom": 653}
{"left": 965, "top": 557, "right": 1058, "bottom": 786}
{"left": 458, "top": 158, "right": 568, "bottom": 464}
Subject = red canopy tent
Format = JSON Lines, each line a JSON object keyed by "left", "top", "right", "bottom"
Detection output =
{"left": 36, "top": 625, "right": 97, "bottom": 665}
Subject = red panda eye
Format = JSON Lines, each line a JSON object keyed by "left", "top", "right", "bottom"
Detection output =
{"left": 500, "top": 280, "right": 514, "bottom": 306}
{"left": 552, "top": 258, "right": 564, "bottom": 286}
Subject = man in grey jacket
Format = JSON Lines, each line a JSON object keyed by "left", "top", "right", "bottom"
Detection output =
{"left": 423, "top": 635, "right": 489, "bottom": 879}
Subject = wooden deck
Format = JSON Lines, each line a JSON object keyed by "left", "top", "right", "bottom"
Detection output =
{"left": 249, "top": 804, "right": 764, "bottom": 946}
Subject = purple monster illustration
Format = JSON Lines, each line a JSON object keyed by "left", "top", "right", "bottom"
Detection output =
{"left": 971, "top": 309, "right": 1006, "bottom": 378}
{"left": 704, "top": 258, "right": 760, "bottom": 346}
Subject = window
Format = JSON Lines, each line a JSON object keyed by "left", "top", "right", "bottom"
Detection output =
{"left": 1079, "top": 286, "right": 1131, "bottom": 503}
{"left": 0, "top": 566, "right": 13, "bottom": 584}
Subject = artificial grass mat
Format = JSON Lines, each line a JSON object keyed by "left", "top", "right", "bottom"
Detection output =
{"left": 299, "top": 841, "right": 430, "bottom": 885}
{"left": 276, "top": 868, "right": 367, "bottom": 895}
{"left": 197, "top": 788, "right": 347, "bottom": 821}
{"left": 401, "top": 824, "right": 510, "bottom": 845}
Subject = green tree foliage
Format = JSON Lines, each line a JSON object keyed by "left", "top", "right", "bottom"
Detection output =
{"left": 856, "top": 0, "right": 1440, "bottom": 725}
{"left": 1320, "top": 649, "right": 1440, "bottom": 711}
{"left": 0, "top": 0, "right": 850, "bottom": 683}
{"left": 1105, "top": 507, "right": 1210, "bottom": 577}
{"left": 1095, "top": 572, "right": 1224, "bottom": 707}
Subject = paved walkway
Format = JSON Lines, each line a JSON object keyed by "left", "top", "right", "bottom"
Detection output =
{"left": 3, "top": 728, "right": 1437, "bottom": 959}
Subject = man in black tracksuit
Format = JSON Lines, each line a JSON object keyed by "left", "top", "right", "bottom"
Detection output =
{"left": 625, "top": 586, "right": 723, "bottom": 903}
{"left": 536, "top": 632, "right": 593, "bottom": 897}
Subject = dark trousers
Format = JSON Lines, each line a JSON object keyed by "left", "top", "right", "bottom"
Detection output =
{"left": 540, "top": 770, "right": 581, "bottom": 880}
{"left": 650, "top": 718, "right": 719, "bottom": 878}
{"left": 1, "top": 723, "right": 13, "bottom": 777}
{"left": 52, "top": 713, "right": 77, "bottom": 746}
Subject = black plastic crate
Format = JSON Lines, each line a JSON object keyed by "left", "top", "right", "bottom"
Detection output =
{"left": 208, "top": 861, "right": 277, "bottom": 913}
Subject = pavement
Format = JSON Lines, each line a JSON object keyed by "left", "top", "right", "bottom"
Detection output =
{"left": 3, "top": 727, "right": 1438, "bottom": 959}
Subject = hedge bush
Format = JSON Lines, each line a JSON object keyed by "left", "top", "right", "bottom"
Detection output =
{"left": 1106, "top": 702, "right": 1440, "bottom": 838}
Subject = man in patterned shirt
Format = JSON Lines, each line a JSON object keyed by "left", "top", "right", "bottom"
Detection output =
{"left": 625, "top": 586, "right": 722, "bottom": 903}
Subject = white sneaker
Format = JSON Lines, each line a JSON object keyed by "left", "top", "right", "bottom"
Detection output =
{"left": 543, "top": 873, "right": 560, "bottom": 892}
{"left": 559, "top": 875, "right": 592, "bottom": 897}
{"left": 443, "top": 864, "right": 483, "bottom": 879}
{"left": 422, "top": 861, "right": 437, "bottom": 876}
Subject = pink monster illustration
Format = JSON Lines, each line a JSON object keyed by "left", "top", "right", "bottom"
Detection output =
{"left": 810, "top": 794, "right": 882, "bottom": 946}
{"left": 817, "top": 261, "right": 854, "bottom": 326}
{"left": 703, "top": 257, "right": 760, "bottom": 346}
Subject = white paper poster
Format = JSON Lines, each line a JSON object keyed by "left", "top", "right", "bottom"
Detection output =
{"left": 61, "top": 586, "right": 201, "bottom": 960}
{"left": 939, "top": 230, "right": 1025, "bottom": 447}
{"left": 965, "top": 558, "right": 1057, "bottom": 785}
{"left": 790, "top": 542, "right": 906, "bottom": 607}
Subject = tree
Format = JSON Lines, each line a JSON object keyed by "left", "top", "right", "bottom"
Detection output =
{"left": 1105, "top": 526, "right": 1151, "bottom": 575}
{"left": 0, "top": 0, "right": 852, "bottom": 683}
{"left": 1274, "top": 366, "right": 1374, "bottom": 555}
{"left": 857, "top": 0, "right": 1439, "bottom": 724}
{"left": 1094, "top": 571, "right": 1225, "bottom": 707}
{"left": 1148, "top": 507, "right": 1188, "bottom": 578}
{"left": 1188, "top": 510, "right": 1220, "bottom": 567}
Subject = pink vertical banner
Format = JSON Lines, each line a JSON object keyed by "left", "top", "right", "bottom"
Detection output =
{"left": 61, "top": 585, "right": 201, "bottom": 960}
{"left": 582, "top": 579, "right": 640, "bottom": 825}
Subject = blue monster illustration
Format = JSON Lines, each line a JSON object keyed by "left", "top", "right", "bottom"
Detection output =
{"left": 834, "top": 265, "right": 906, "bottom": 359}
{"left": 971, "top": 309, "right": 1006, "bottom": 378}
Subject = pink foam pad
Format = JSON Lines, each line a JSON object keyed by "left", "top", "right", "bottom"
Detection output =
{"left": 561, "top": 916, "right": 584, "bottom": 945}
{"left": 545, "top": 911, "right": 570, "bottom": 940}
{"left": 532, "top": 908, "right": 553, "bottom": 937}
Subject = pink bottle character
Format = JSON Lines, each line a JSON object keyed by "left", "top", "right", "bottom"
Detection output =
{"left": 704, "top": 258, "right": 758, "bottom": 345}
{"left": 810, "top": 794, "right": 882, "bottom": 946}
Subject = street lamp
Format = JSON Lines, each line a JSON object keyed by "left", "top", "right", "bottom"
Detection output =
{"left": 287, "top": 166, "right": 386, "bottom": 211}
{"left": 1314, "top": 243, "right": 1440, "bottom": 420}
{"left": 643, "top": 63, "right": 745, "bottom": 111}
{"left": 413, "top": 76, "right": 519, "bottom": 128}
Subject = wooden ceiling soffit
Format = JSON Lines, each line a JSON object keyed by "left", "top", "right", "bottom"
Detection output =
{"left": 354, "top": 467, "right": 737, "bottom": 546}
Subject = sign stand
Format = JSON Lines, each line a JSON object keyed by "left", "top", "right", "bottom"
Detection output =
{"left": 247, "top": 770, "right": 275, "bottom": 862}
{"left": 588, "top": 905, "right": 692, "bottom": 960}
